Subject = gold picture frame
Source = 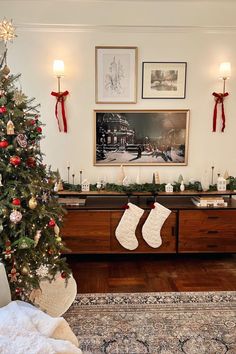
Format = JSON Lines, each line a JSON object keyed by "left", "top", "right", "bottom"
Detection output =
{"left": 94, "top": 109, "right": 190, "bottom": 166}
{"left": 95, "top": 46, "right": 137, "bottom": 103}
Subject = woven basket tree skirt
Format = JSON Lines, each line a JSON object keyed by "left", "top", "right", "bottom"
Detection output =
{"left": 29, "top": 273, "right": 77, "bottom": 317}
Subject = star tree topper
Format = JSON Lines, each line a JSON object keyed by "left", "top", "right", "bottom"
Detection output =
{"left": 0, "top": 18, "right": 17, "bottom": 43}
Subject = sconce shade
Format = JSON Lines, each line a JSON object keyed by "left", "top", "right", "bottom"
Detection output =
{"left": 53, "top": 60, "right": 64, "bottom": 77}
{"left": 219, "top": 62, "right": 231, "bottom": 79}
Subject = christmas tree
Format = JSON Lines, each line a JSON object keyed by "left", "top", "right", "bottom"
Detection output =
{"left": 0, "top": 19, "right": 70, "bottom": 301}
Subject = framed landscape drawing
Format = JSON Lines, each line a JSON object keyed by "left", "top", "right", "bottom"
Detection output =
{"left": 95, "top": 46, "right": 137, "bottom": 103}
{"left": 142, "top": 62, "right": 187, "bottom": 99}
{"left": 94, "top": 110, "right": 189, "bottom": 166}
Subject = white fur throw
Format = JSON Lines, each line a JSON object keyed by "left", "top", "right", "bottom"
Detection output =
{"left": 0, "top": 301, "right": 82, "bottom": 354}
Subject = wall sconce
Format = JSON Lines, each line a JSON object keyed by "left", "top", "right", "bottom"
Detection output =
{"left": 212, "top": 62, "right": 231, "bottom": 132}
{"left": 51, "top": 59, "right": 69, "bottom": 133}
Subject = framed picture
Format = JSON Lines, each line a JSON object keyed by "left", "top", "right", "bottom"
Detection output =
{"left": 95, "top": 46, "right": 137, "bottom": 103}
{"left": 142, "top": 62, "right": 187, "bottom": 99}
{"left": 94, "top": 110, "right": 190, "bottom": 166}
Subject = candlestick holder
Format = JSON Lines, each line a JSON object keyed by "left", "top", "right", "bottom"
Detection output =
{"left": 79, "top": 170, "right": 83, "bottom": 185}
{"left": 72, "top": 174, "right": 75, "bottom": 185}
{"left": 67, "top": 166, "right": 70, "bottom": 184}
{"left": 211, "top": 166, "right": 215, "bottom": 185}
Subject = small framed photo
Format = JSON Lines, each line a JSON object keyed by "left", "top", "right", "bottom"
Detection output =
{"left": 94, "top": 109, "right": 190, "bottom": 166}
{"left": 142, "top": 62, "right": 187, "bottom": 99}
{"left": 95, "top": 46, "right": 137, "bottom": 103}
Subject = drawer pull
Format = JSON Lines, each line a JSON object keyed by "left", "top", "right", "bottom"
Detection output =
{"left": 207, "top": 230, "right": 218, "bottom": 234}
{"left": 207, "top": 216, "right": 219, "bottom": 219}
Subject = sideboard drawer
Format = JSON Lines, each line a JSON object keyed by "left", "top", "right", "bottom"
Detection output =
{"left": 61, "top": 211, "right": 110, "bottom": 253}
{"left": 179, "top": 210, "right": 236, "bottom": 253}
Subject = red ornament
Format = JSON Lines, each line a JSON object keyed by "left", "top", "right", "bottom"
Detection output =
{"left": 10, "top": 155, "right": 21, "bottom": 166}
{"left": 15, "top": 288, "right": 22, "bottom": 294}
{"left": 0, "top": 140, "right": 9, "bottom": 148}
{"left": 29, "top": 119, "right": 36, "bottom": 125}
{"left": 0, "top": 106, "right": 7, "bottom": 114}
{"left": 37, "top": 127, "right": 42, "bottom": 133}
{"left": 61, "top": 272, "right": 67, "bottom": 279}
{"left": 26, "top": 157, "right": 36, "bottom": 167}
{"left": 12, "top": 198, "right": 21, "bottom": 206}
{"left": 48, "top": 219, "right": 56, "bottom": 227}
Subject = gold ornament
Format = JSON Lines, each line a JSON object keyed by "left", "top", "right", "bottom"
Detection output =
{"left": 56, "top": 236, "right": 62, "bottom": 242}
{"left": 29, "top": 196, "right": 37, "bottom": 209}
{"left": 21, "top": 266, "right": 29, "bottom": 275}
{"left": 7, "top": 120, "right": 15, "bottom": 135}
{"left": 0, "top": 18, "right": 17, "bottom": 43}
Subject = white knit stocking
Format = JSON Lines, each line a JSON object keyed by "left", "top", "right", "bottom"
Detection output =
{"left": 142, "top": 202, "right": 171, "bottom": 248}
{"left": 115, "top": 202, "right": 144, "bottom": 250}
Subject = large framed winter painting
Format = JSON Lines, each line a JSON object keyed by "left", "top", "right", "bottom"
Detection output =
{"left": 95, "top": 46, "right": 137, "bottom": 103}
{"left": 94, "top": 110, "right": 190, "bottom": 166}
{"left": 142, "top": 62, "right": 187, "bottom": 99}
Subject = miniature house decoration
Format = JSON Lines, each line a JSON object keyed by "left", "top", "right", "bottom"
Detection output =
{"left": 7, "top": 120, "right": 15, "bottom": 135}
{"left": 217, "top": 176, "right": 227, "bottom": 192}
{"left": 81, "top": 179, "right": 90, "bottom": 192}
{"left": 165, "top": 183, "right": 173, "bottom": 193}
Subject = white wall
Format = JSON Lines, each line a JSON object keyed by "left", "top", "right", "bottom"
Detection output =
{"left": 1, "top": 0, "right": 236, "bottom": 184}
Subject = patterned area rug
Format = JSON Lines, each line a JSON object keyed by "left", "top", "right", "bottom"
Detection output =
{"left": 64, "top": 292, "right": 236, "bottom": 354}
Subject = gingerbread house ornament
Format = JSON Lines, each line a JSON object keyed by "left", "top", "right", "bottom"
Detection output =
{"left": 165, "top": 183, "right": 173, "bottom": 193}
{"left": 7, "top": 120, "right": 15, "bottom": 135}
{"left": 81, "top": 179, "right": 90, "bottom": 192}
{"left": 217, "top": 176, "right": 227, "bottom": 192}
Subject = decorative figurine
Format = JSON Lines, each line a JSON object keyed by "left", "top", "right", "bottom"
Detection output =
{"left": 217, "top": 175, "right": 227, "bottom": 192}
{"left": 165, "top": 183, "right": 173, "bottom": 193}
{"left": 81, "top": 179, "right": 90, "bottom": 192}
{"left": 7, "top": 120, "right": 15, "bottom": 135}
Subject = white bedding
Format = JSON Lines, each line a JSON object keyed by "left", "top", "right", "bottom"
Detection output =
{"left": 0, "top": 301, "right": 82, "bottom": 354}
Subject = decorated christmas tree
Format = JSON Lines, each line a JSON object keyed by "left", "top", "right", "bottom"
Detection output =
{"left": 0, "top": 19, "right": 70, "bottom": 301}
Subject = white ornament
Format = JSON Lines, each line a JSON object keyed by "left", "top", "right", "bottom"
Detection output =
{"left": 81, "top": 179, "right": 90, "bottom": 192}
{"left": 165, "top": 183, "right": 173, "bottom": 193}
{"left": 217, "top": 176, "right": 227, "bottom": 192}
{"left": 10, "top": 210, "right": 22, "bottom": 224}
{"left": 54, "top": 182, "right": 59, "bottom": 192}
{"left": 180, "top": 180, "right": 185, "bottom": 192}
{"left": 36, "top": 264, "right": 49, "bottom": 278}
{"left": 34, "top": 230, "right": 42, "bottom": 247}
{"left": 54, "top": 224, "right": 60, "bottom": 236}
{"left": 0, "top": 174, "right": 3, "bottom": 186}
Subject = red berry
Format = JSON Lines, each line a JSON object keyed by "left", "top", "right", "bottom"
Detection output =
{"left": 29, "top": 119, "right": 36, "bottom": 125}
{"left": 37, "top": 127, "right": 42, "bottom": 133}
{"left": 12, "top": 198, "right": 21, "bottom": 206}
{"left": 15, "top": 288, "right": 21, "bottom": 294}
{"left": 61, "top": 272, "right": 67, "bottom": 279}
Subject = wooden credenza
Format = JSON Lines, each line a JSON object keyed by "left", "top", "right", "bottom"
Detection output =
{"left": 60, "top": 191, "right": 236, "bottom": 254}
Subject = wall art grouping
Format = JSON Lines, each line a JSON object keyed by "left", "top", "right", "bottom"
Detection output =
{"left": 94, "top": 110, "right": 190, "bottom": 166}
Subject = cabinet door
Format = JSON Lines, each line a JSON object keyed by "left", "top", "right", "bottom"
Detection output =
{"left": 179, "top": 210, "right": 236, "bottom": 253}
{"left": 111, "top": 211, "right": 177, "bottom": 253}
{"left": 61, "top": 210, "right": 110, "bottom": 253}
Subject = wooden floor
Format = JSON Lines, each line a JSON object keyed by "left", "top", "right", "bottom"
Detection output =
{"left": 67, "top": 253, "right": 236, "bottom": 293}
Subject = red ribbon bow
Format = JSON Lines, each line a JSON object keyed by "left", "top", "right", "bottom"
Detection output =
{"left": 51, "top": 90, "right": 69, "bottom": 133}
{"left": 212, "top": 92, "right": 229, "bottom": 132}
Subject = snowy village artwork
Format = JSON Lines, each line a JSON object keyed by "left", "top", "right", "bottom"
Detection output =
{"left": 95, "top": 110, "right": 189, "bottom": 165}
